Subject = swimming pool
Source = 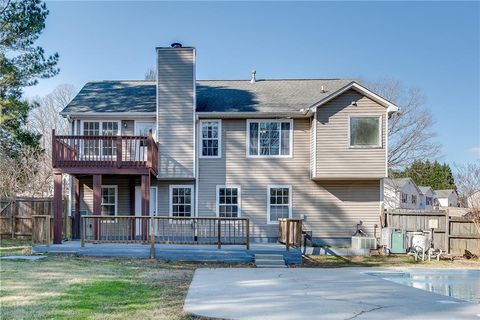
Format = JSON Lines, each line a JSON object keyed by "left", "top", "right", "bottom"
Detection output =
{"left": 369, "top": 269, "right": 480, "bottom": 303}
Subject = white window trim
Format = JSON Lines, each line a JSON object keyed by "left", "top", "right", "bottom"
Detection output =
{"left": 101, "top": 185, "right": 118, "bottom": 216}
{"left": 81, "top": 120, "right": 121, "bottom": 136}
{"left": 216, "top": 185, "right": 241, "bottom": 218}
{"left": 199, "top": 120, "right": 222, "bottom": 159}
{"left": 246, "top": 119, "right": 293, "bottom": 158}
{"left": 169, "top": 185, "right": 194, "bottom": 217}
{"left": 80, "top": 120, "right": 121, "bottom": 159}
{"left": 347, "top": 115, "right": 382, "bottom": 149}
{"left": 267, "top": 185, "right": 292, "bottom": 224}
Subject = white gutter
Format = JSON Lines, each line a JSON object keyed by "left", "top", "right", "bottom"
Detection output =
{"left": 196, "top": 111, "right": 310, "bottom": 120}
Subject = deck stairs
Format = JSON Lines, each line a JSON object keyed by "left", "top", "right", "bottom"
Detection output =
{"left": 254, "top": 254, "right": 286, "bottom": 268}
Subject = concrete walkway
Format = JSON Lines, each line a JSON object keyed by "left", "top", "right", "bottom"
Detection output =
{"left": 32, "top": 241, "right": 302, "bottom": 264}
{"left": 184, "top": 268, "right": 480, "bottom": 320}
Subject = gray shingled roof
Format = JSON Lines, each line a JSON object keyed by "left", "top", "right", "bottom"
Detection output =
{"left": 435, "top": 189, "right": 456, "bottom": 198}
{"left": 62, "top": 81, "right": 156, "bottom": 114}
{"left": 418, "top": 186, "right": 433, "bottom": 195}
{"left": 61, "top": 79, "right": 354, "bottom": 114}
{"left": 384, "top": 178, "right": 412, "bottom": 188}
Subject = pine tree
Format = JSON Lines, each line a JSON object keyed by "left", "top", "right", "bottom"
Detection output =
{"left": 394, "top": 160, "right": 457, "bottom": 191}
{"left": 0, "top": 0, "right": 59, "bottom": 157}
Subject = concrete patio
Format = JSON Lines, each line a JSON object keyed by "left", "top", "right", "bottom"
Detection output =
{"left": 32, "top": 240, "right": 302, "bottom": 264}
{"left": 184, "top": 268, "right": 480, "bottom": 320}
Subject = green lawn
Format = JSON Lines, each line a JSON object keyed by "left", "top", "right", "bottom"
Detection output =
{"left": 0, "top": 253, "right": 232, "bottom": 320}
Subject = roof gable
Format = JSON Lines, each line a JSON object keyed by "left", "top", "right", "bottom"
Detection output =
{"left": 309, "top": 82, "right": 398, "bottom": 114}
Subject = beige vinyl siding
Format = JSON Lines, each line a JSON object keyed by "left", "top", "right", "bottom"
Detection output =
{"left": 76, "top": 176, "right": 196, "bottom": 219}
{"left": 78, "top": 176, "right": 132, "bottom": 215}
{"left": 121, "top": 120, "right": 134, "bottom": 135}
{"left": 157, "top": 48, "right": 195, "bottom": 179}
{"left": 315, "top": 89, "right": 387, "bottom": 179}
{"left": 197, "top": 118, "right": 381, "bottom": 239}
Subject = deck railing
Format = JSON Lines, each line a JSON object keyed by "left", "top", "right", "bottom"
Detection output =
{"left": 80, "top": 216, "right": 250, "bottom": 254}
{"left": 52, "top": 130, "right": 158, "bottom": 175}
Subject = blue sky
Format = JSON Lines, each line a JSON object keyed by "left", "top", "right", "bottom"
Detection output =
{"left": 26, "top": 1, "right": 479, "bottom": 165}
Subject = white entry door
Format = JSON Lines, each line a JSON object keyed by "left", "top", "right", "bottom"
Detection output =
{"left": 135, "top": 186, "right": 158, "bottom": 217}
{"left": 135, "top": 122, "right": 156, "bottom": 161}
{"left": 135, "top": 186, "right": 158, "bottom": 236}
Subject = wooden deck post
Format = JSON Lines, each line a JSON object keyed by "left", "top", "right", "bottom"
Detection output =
{"left": 80, "top": 216, "right": 85, "bottom": 247}
{"left": 150, "top": 219, "right": 155, "bottom": 259}
{"left": 93, "top": 174, "right": 102, "bottom": 241}
{"left": 53, "top": 172, "right": 63, "bottom": 244}
{"left": 217, "top": 219, "right": 222, "bottom": 249}
{"left": 141, "top": 174, "right": 150, "bottom": 241}
{"left": 116, "top": 136, "right": 122, "bottom": 168}
{"left": 129, "top": 177, "right": 136, "bottom": 241}
{"left": 74, "top": 177, "right": 81, "bottom": 239}
{"left": 246, "top": 219, "right": 250, "bottom": 250}
{"left": 285, "top": 219, "right": 291, "bottom": 251}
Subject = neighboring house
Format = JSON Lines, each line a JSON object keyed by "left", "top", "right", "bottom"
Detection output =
{"left": 383, "top": 178, "right": 422, "bottom": 210}
{"left": 418, "top": 186, "right": 435, "bottom": 210}
{"left": 435, "top": 189, "right": 458, "bottom": 207}
{"left": 50, "top": 43, "right": 398, "bottom": 245}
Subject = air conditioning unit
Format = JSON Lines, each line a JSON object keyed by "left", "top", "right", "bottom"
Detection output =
{"left": 351, "top": 236, "right": 377, "bottom": 250}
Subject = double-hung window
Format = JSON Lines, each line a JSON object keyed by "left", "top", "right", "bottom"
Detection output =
{"left": 248, "top": 120, "right": 292, "bottom": 157}
{"left": 101, "top": 185, "right": 117, "bottom": 216}
{"left": 267, "top": 185, "right": 292, "bottom": 223}
{"left": 216, "top": 186, "right": 240, "bottom": 217}
{"left": 200, "top": 120, "right": 221, "bottom": 158}
{"left": 411, "top": 195, "right": 417, "bottom": 205}
{"left": 401, "top": 193, "right": 408, "bottom": 204}
{"left": 170, "top": 185, "right": 193, "bottom": 217}
{"left": 349, "top": 116, "right": 381, "bottom": 147}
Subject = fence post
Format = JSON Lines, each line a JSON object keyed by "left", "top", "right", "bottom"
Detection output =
{"left": 286, "top": 219, "right": 290, "bottom": 251}
{"left": 445, "top": 214, "right": 451, "bottom": 254}
{"left": 46, "top": 217, "right": 51, "bottom": 246}
{"left": 217, "top": 219, "right": 221, "bottom": 249}
{"left": 11, "top": 214, "right": 15, "bottom": 239}
{"left": 80, "top": 217, "right": 85, "bottom": 247}
{"left": 32, "top": 216, "right": 36, "bottom": 244}
{"left": 150, "top": 218, "right": 155, "bottom": 259}
{"left": 246, "top": 219, "right": 250, "bottom": 250}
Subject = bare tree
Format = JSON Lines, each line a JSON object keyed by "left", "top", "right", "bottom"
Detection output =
{"left": 0, "top": 84, "right": 76, "bottom": 198}
{"left": 29, "top": 84, "right": 76, "bottom": 156}
{"left": 144, "top": 67, "right": 156, "bottom": 80}
{"left": 362, "top": 77, "right": 442, "bottom": 170}
{"left": 455, "top": 162, "right": 480, "bottom": 234}
{"left": 0, "top": 146, "right": 52, "bottom": 197}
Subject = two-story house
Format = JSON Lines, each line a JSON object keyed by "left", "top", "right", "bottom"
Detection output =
{"left": 51, "top": 44, "right": 398, "bottom": 245}
{"left": 383, "top": 178, "right": 422, "bottom": 210}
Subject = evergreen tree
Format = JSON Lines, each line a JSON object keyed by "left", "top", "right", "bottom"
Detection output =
{"left": 0, "top": 0, "right": 59, "bottom": 157}
{"left": 394, "top": 160, "right": 457, "bottom": 191}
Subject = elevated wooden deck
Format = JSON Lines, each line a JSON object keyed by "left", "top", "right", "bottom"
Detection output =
{"left": 52, "top": 130, "right": 158, "bottom": 175}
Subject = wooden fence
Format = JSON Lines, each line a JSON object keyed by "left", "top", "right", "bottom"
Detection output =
{"left": 385, "top": 210, "right": 480, "bottom": 255}
{"left": 0, "top": 197, "right": 68, "bottom": 244}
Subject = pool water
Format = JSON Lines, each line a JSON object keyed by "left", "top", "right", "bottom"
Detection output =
{"left": 370, "top": 269, "right": 480, "bottom": 303}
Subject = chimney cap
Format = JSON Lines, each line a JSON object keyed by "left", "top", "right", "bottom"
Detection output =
{"left": 250, "top": 70, "right": 257, "bottom": 83}
{"left": 171, "top": 42, "right": 182, "bottom": 48}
